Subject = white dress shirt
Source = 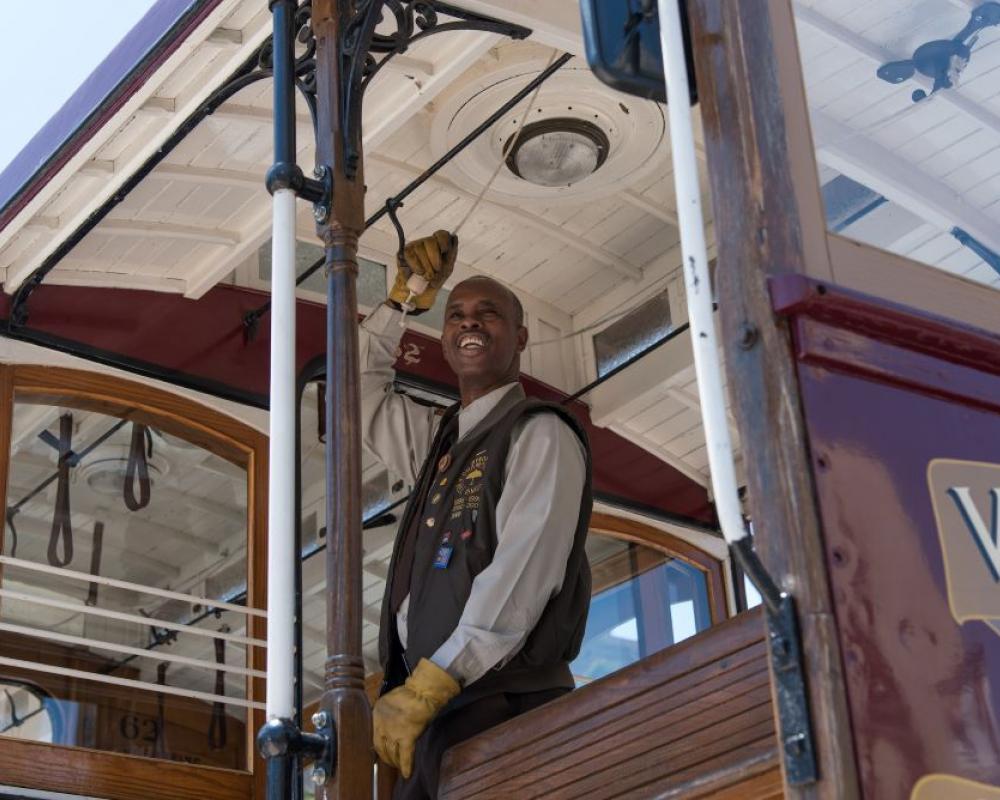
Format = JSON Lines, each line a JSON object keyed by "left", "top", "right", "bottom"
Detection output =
{"left": 359, "top": 303, "right": 586, "bottom": 686}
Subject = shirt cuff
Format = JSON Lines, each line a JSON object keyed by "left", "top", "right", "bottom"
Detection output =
{"left": 361, "top": 302, "right": 405, "bottom": 340}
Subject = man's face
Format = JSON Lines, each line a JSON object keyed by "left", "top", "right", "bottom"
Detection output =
{"left": 441, "top": 279, "right": 527, "bottom": 399}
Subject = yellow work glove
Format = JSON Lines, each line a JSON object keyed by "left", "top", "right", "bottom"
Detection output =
{"left": 372, "top": 658, "right": 460, "bottom": 779}
{"left": 388, "top": 230, "right": 457, "bottom": 312}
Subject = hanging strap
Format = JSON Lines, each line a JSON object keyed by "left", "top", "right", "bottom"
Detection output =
{"left": 154, "top": 662, "right": 169, "bottom": 759}
{"left": 124, "top": 423, "right": 152, "bottom": 511}
{"left": 47, "top": 414, "right": 75, "bottom": 567}
{"left": 85, "top": 522, "right": 105, "bottom": 607}
{"left": 5, "top": 508, "right": 18, "bottom": 558}
{"left": 208, "top": 636, "right": 228, "bottom": 750}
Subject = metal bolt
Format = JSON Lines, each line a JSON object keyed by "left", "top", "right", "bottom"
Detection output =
{"left": 738, "top": 322, "right": 759, "bottom": 350}
{"left": 314, "top": 204, "right": 329, "bottom": 223}
{"left": 313, "top": 165, "right": 324, "bottom": 179}
{"left": 785, "top": 732, "right": 807, "bottom": 756}
{"left": 311, "top": 710, "right": 329, "bottom": 729}
{"left": 310, "top": 766, "right": 328, "bottom": 786}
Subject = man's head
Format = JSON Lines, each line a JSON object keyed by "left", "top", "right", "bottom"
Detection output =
{"left": 441, "top": 276, "right": 527, "bottom": 406}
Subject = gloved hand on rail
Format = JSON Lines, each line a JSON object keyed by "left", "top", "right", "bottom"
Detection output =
{"left": 388, "top": 230, "right": 457, "bottom": 313}
{"left": 372, "top": 657, "right": 460, "bottom": 778}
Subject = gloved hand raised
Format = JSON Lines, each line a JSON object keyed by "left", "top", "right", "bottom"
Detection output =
{"left": 388, "top": 230, "right": 457, "bottom": 312}
{"left": 372, "top": 657, "right": 460, "bottom": 779}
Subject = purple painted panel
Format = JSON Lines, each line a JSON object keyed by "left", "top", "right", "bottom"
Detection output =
{"left": 0, "top": 0, "right": 210, "bottom": 222}
{"left": 777, "top": 276, "right": 1000, "bottom": 798}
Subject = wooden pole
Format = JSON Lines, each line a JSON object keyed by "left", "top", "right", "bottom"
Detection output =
{"left": 685, "top": 1, "right": 859, "bottom": 798}
{"left": 313, "top": 1, "right": 372, "bottom": 797}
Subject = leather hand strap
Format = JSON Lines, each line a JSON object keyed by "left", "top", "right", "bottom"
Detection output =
{"left": 124, "top": 423, "right": 152, "bottom": 511}
{"left": 208, "top": 636, "right": 228, "bottom": 750}
{"left": 47, "top": 414, "right": 74, "bottom": 567}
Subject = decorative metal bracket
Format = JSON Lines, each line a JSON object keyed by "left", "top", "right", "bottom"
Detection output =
{"left": 337, "top": 1, "right": 531, "bottom": 180}
{"left": 730, "top": 537, "right": 818, "bottom": 786}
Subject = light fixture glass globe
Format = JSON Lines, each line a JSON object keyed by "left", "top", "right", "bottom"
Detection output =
{"left": 506, "top": 118, "right": 610, "bottom": 187}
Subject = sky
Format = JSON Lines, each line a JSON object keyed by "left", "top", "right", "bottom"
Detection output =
{"left": 0, "top": 1, "right": 157, "bottom": 171}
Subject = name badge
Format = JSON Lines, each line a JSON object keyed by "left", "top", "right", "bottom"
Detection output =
{"left": 432, "top": 544, "right": 454, "bottom": 569}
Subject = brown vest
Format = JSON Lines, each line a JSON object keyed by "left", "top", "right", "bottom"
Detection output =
{"left": 379, "top": 386, "right": 592, "bottom": 702}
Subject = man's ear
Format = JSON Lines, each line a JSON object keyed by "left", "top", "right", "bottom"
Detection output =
{"left": 516, "top": 325, "right": 528, "bottom": 353}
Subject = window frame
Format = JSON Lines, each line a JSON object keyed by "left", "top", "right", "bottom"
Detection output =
{"left": 0, "top": 364, "right": 268, "bottom": 800}
{"left": 588, "top": 512, "right": 729, "bottom": 627}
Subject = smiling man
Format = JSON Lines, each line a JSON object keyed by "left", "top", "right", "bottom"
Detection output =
{"left": 359, "top": 231, "right": 592, "bottom": 799}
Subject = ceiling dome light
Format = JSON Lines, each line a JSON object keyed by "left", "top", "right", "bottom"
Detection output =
{"left": 505, "top": 118, "right": 610, "bottom": 187}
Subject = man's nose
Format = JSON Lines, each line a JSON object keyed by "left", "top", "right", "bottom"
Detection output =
{"left": 458, "top": 316, "right": 481, "bottom": 329}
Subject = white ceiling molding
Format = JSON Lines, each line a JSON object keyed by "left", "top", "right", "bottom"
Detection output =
{"left": 97, "top": 219, "right": 242, "bottom": 247}
{"left": 152, "top": 163, "right": 265, "bottom": 190}
{"left": 811, "top": 109, "right": 1000, "bottom": 256}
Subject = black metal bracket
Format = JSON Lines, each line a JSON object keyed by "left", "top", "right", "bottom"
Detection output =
{"left": 877, "top": 1, "right": 1000, "bottom": 102}
{"left": 730, "top": 537, "right": 818, "bottom": 786}
{"left": 257, "top": 715, "right": 334, "bottom": 796}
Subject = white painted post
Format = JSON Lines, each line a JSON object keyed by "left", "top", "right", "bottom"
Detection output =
{"left": 656, "top": 0, "right": 747, "bottom": 546}
{"left": 265, "top": 186, "right": 298, "bottom": 720}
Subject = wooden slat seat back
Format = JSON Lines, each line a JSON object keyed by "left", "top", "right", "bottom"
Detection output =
{"left": 439, "top": 609, "right": 781, "bottom": 799}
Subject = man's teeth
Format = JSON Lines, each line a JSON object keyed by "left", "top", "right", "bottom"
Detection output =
{"left": 458, "top": 334, "right": 486, "bottom": 350}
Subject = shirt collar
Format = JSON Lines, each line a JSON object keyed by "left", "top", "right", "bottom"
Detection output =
{"left": 456, "top": 382, "right": 523, "bottom": 440}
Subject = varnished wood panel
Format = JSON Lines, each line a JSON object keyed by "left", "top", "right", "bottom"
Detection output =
{"left": 440, "top": 610, "right": 777, "bottom": 799}
{"left": 0, "top": 739, "right": 252, "bottom": 800}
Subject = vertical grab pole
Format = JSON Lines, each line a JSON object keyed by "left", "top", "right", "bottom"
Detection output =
{"left": 266, "top": 0, "right": 297, "bottom": 724}
{"left": 260, "top": 1, "right": 299, "bottom": 796}
{"left": 313, "top": 1, "right": 374, "bottom": 797}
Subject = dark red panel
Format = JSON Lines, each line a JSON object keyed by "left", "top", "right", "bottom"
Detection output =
{"left": 774, "top": 275, "right": 1000, "bottom": 798}
{"left": 0, "top": 284, "right": 715, "bottom": 525}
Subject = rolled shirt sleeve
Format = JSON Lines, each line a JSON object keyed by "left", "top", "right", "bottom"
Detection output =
{"left": 359, "top": 303, "right": 438, "bottom": 484}
{"left": 428, "top": 411, "right": 587, "bottom": 686}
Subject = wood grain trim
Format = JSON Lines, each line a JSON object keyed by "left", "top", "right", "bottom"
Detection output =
{"left": 0, "top": 364, "right": 268, "bottom": 798}
{"left": 440, "top": 610, "right": 775, "bottom": 799}
{"left": 11, "top": 365, "right": 259, "bottom": 466}
{"left": 590, "top": 512, "right": 729, "bottom": 623}
{"left": 0, "top": 739, "right": 252, "bottom": 800}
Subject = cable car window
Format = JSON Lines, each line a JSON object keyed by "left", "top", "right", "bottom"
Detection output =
{"left": 792, "top": 3, "right": 1000, "bottom": 289}
{"left": 0, "top": 390, "right": 254, "bottom": 769}
{"left": 572, "top": 531, "right": 712, "bottom": 684}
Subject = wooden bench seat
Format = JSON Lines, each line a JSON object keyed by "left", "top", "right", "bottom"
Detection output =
{"left": 439, "top": 609, "right": 782, "bottom": 799}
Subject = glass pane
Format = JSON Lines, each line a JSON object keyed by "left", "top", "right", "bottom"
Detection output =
{"left": 1, "top": 398, "right": 251, "bottom": 769}
{"left": 593, "top": 287, "right": 673, "bottom": 378}
{"left": 572, "top": 533, "right": 712, "bottom": 684}
{"left": 793, "top": 2, "right": 1000, "bottom": 289}
{"left": 257, "top": 239, "right": 387, "bottom": 309}
{"left": 300, "top": 381, "right": 409, "bottom": 710}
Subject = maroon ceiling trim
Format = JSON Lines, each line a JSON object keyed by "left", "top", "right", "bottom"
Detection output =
{"left": 0, "top": 284, "right": 716, "bottom": 526}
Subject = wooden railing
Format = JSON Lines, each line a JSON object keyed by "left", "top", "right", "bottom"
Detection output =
{"left": 438, "top": 609, "right": 781, "bottom": 799}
